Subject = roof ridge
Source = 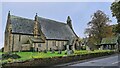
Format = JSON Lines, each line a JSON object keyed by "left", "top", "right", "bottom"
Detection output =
{"left": 10, "top": 15, "right": 67, "bottom": 25}
{"left": 37, "top": 16, "right": 67, "bottom": 25}
{"left": 10, "top": 15, "right": 33, "bottom": 21}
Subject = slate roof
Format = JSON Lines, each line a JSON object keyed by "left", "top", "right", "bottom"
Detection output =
{"left": 11, "top": 15, "right": 35, "bottom": 35}
{"left": 37, "top": 16, "right": 76, "bottom": 40}
{"left": 101, "top": 37, "right": 118, "bottom": 45}
{"left": 10, "top": 15, "right": 77, "bottom": 40}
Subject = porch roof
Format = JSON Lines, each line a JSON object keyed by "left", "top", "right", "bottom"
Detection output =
{"left": 101, "top": 37, "right": 118, "bottom": 45}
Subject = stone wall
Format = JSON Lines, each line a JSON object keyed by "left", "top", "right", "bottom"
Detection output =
{"left": 46, "top": 40, "right": 67, "bottom": 51}
{"left": 4, "top": 34, "right": 33, "bottom": 52}
{"left": 34, "top": 40, "right": 68, "bottom": 51}
{"left": 4, "top": 33, "right": 69, "bottom": 52}
{"left": 34, "top": 43, "right": 46, "bottom": 51}
{"left": 4, "top": 32, "right": 8, "bottom": 52}
{"left": 21, "top": 44, "right": 31, "bottom": 51}
{"left": 13, "top": 34, "right": 20, "bottom": 51}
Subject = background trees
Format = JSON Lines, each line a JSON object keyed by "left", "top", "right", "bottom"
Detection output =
{"left": 85, "top": 10, "right": 112, "bottom": 50}
{"left": 111, "top": 1, "right": 120, "bottom": 33}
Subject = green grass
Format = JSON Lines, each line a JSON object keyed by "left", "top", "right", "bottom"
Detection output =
{"left": 74, "top": 50, "right": 113, "bottom": 55}
{"left": 1, "top": 50, "right": 114, "bottom": 64}
{"left": 16, "top": 51, "right": 67, "bottom": 61}
{"left": 0, "top": 52, "right": 3, "bottom": 55}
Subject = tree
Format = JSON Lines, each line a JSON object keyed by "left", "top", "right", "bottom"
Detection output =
{"left": 111, "top": 1, "right": 120, "bottom": 23}
{"left": 112, "top": 24, "right": 120, "bottom": 35}
{"left": 111, "top": 1, "right": 120, "bottom": 33}
{"left": 85, "top": 10, "right": 112, "bottom": 49}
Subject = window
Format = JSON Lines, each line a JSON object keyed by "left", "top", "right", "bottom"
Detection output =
{"left": 62, "top": 41, "right": 64, "bottom": 46}
{"left": 53, "top": 41, "right": 56, "bottom": 46}
{"left": 38, "top": 44, "right": 41, "bottom": 47}
{"left": 19, "top": 35, "right": 21, "bottom": 41}
{"left": 58, "top": 41, "right": 59, "bottom": 46}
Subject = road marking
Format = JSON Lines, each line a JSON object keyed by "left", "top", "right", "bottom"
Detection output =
{"left": 112, "top": 61, "right": 120, "bottom": 64}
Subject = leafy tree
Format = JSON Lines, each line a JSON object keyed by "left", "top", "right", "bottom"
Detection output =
{"left": 112, "top": 24, "right": 120, "bottom": 35}
{"left": 85, "top": 10, "right": 112, "bottom": 48}
{"left": 111, "top": 1, "right": 120, "bottom": 33}
{"left": 111, "top": 1, "right": 120, "bottom": 23}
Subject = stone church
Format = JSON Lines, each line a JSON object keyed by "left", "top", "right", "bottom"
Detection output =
{"left": 4, "top": 11, "right": 81, "bottom": 52}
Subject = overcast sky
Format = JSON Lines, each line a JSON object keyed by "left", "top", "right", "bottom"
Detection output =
{"left": 0, "top": 1, "right": 117, "bottom": 48}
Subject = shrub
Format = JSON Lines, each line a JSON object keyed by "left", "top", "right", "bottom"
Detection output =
{"left": 43, "top": 50, "right": 47, "bottom": 53}
{"left": 8, "top": 58, "right": 13, "bottom": 63}
{"left": 2, "top": 52, "right": 21, "bottom": 59}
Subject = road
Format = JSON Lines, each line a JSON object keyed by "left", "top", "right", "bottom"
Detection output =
{"left": 58, "top": 54, "right": 120, "bottom": 68}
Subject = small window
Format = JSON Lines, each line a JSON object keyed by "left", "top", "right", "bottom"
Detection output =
{"left": 53, "top": 41, "right": 56, "bottom": 46}
{"left": 38, "top": 44, "right": 41, "bottom": 47}
{"left": 62, "top": 41, "right": 64, "bottom": 46}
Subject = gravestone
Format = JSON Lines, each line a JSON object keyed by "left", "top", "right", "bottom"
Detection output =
{"left": 43, "top": 50, "right": 47, "bottom": 53}
{"left": 66, "top": 45, "right": 70, "bottom": 50}
{"left": 86, "top": 46, "right": 90, "bottom": 51}
{"left": 66, "top": 45, "right": 74, "bottom": 55}
{"left": 58, "top": 50, "right": 62, "bottom": 54}
{"left": 51, "top": 49, "right": 55, "bottom": 53}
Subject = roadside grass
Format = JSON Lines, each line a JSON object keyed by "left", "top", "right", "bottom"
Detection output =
{"left": 16, "top": 51, "right": 67, "bottom": 61}
{"left": 74, "top": 50, "right": 113, "bottom": 55}
{"left": 1, "top": 50, "right": 114, "bottom": 64}
{"left": 1, "top": 51, "right": 68, "bottom": 64}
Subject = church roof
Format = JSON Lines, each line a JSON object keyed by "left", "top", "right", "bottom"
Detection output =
{"left": 11, "top": 15, "right": 35, "bottom": 35}
{"left": 10, "top": 15, "right": 76, "bottom": 40}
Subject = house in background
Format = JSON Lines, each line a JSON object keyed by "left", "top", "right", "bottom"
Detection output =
{"left": 100, "top": 37, "right": 118, "bottom": 50}
{"left": 4, "top": 11, "right": 81, "bottom": 52}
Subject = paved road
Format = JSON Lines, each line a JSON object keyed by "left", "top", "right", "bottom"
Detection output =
{"left": 59, "top": 54, "right": 120, "bottom": 68}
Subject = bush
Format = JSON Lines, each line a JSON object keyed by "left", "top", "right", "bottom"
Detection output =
{"left": 81, "top": 46, "right": 86, "bottom": 50}
{"left": 2, "top": 52, "right": 21, "bottom": 59}
{"left": 8, "top": 58, "right": 13, "bottom": 62}
{"left": 43, "top": 50, "right": 47, "bottom": 53}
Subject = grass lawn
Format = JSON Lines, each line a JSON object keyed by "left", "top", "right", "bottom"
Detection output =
{"left": 16, "top": 51, "right": 67, "bottom": 61}
{"left": 74, "top": 50, "right": 113, "bottom": 55}
{"left": 0, "top": 52, "right": 2, "bottom": 55}
{"left": 1, "top": 50, "right": 114, "bottom": 64}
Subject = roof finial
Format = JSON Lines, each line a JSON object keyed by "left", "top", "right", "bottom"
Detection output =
{"left": 8, "top": 11, "right": 10, "bottom": 15}
{"left": 67, "top": 16, "right": 72, "bottom": 29}
{"left": 35, "top": 13, "right": 38, "bottom": 21}
{"left": 67, "top": 16, "right": 71, "bottom": 22}
{"left": 35, "top": 13, "right": 38, "bottom": 17}
{"left": 8, "top": 11, "right": 11, "bottom": 19}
